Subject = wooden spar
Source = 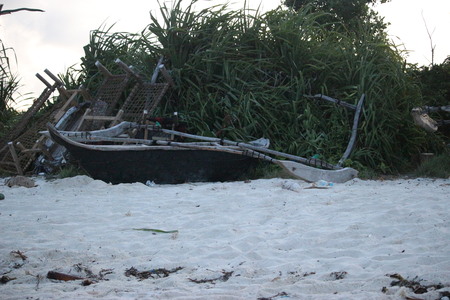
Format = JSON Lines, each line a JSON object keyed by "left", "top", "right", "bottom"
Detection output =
{"left": 241, "top": 148, "right": 358, "bottom": 183}
{"left": 44, "top": 69, "right": 70, "bottom": 99}
{"left": 72, "top": 132, "right": 356, "bottom": 182}
{"left": 159, "top": 128, "right": 341, "bottom": 170}
{"left": 337, "top": 94, "right": 365, "bottom": 166}
{"left": 49, "top": 133, "right": 243, "bottom": 151}
{"left": 43, "top": 121, "right": 136, "bottom": 138}
{"left": 95, "top": 61, "right": 113, "bottom": 77}
{"left": 151, "top": 57, "right": 164, "bottom": 83}
{"left": 47, "top": 119, "right": 352, "bottom": 171}
{"left": 43, "top": 127, "right": 246, "bottom": 151}
{"left": 153, "top": 140, "right": 248, "bottom": 155}
{"left": 46, "top": 123, "right": 262, "bottom": 184}
{"left": 47, "top": 124, "right": 358, "bottom": 183}
{"left": 35, "top": 73, "right": 52, "bottom": 88}
{"left": 8, "top": 142, "right": 23, "bottom": 175}
{"left": 423, "top": 105, "right": 450, "bottom": 113}
{"left": 44, "top": 69, "right": 64, "bottom": 86}
{"left": 156, "top": 140, "right": 358, "bottom": 183}
{"left": 160, "top": 66, "right": 175, "bottom": 87}
{"left": 305, "top": 94, "right": 357, "bottom": 110}
{"left": 47, "top": 271, "right": 84, "bottom": 281}
{"left": 115, "top": 59, "right": 144, "bottom": 84}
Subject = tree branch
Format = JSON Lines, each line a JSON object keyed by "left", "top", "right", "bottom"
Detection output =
{"left": 0, "top": 7, "right": 44, "bottom": 16}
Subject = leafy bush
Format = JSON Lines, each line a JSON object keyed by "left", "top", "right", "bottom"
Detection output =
{"left": 415, "top": 57, "right": 450, "bottom": 106}
{"left": 413, "top": 57, "right": 450, "bottom": 146}
{"left": 0, "top": 38, "right": 21, "bottom": 138}
{"left": 64, "top": 0, "right": 441, "bottom": 174}
{"left": 57, "top": 165, "right": 86, "bottom": 179}
{"left": 414, "top": 152, "right": 450, "bottom": 178}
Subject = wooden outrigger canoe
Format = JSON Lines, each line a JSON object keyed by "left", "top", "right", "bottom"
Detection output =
{"left": 45, "top": 123, "right": 265, "bottom": 184}
{"left": 45, "top": 121, "right": 358, "bottom": 184}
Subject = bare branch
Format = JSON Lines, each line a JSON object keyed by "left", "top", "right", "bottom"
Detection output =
{"left": 0, "top": 7, "right": 44, "bottom": 16}
{"left": 421, "top": 10, "right": 436, "bottom": 65}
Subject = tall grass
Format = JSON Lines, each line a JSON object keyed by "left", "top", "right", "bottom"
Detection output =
{"left": 68, "top": 0, "right": 440, "bottom": 173}
{"left": 414, "top": 152, "right": 450, "bottom": 178}
{"left": 0, "top": 38, "right": 21, "bottom": 137}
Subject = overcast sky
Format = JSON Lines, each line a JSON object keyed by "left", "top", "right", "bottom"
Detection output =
{"left": 1, "top": 0, "right": 450, "bottom": 109}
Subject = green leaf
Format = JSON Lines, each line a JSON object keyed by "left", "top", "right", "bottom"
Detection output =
{"left": 132, "top": 228, "right": 179, "bottom": 234}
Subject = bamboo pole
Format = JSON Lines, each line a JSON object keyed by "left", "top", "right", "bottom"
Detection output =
{"left": 159, "top": 128, "right": 340, "bottom": 170}
{"left": 337, "top": 94, "right": 365, "bottom": 166}
{"left": 8, "top": 142, "right": 23, "bottom": 175}
{"left": 305, "top": 94, "right": 357, "bottom": 110}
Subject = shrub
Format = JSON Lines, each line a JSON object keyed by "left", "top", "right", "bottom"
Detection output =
{"left": 65, "top": 0, "right": 440, "bottom": 174}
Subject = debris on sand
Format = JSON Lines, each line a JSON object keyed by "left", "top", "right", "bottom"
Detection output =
{"left": 6, "top": 176, "right": 36, "bottom": 188}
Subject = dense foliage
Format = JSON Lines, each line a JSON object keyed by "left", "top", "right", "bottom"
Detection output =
{"left": 6, "top": 0, "right": 447, "bottom": 175}
{"left": 283, "top": 0, "right": 390, "bottom": 27}
{"left": 414, "top": 57, "right": 450, "bottom": 145}
{"left": 61, "top": 0, "right": 439, "bottom": 174}
{"left": 0, "top": 38, "right": 20, "bottom": 137}
{"left": 415, "top": 57, "right": 450, "bottom": 106}
{"left": 0, "top": 5, "right": 43, "bottom": 136}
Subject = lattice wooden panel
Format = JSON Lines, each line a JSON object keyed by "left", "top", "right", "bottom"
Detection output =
{"left": 0, "top": 105, "right": 60, "bottom": 174}
{"left": 78, "top": 73, "right": 131, "bottom": 131}
{"left": 121, "top": 82, "right": 169, "bottom": 123}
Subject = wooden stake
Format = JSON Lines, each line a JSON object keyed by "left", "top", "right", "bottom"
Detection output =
{"left": 7, "top": 142, "right": 23, "bottom": 175}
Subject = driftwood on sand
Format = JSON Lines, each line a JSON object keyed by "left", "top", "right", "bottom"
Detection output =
{"left": 5, "top": 176, "right": 36, "bottom": 188}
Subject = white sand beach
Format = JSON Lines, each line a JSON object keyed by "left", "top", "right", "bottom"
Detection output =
{"left": 0, "top": 176, "right": 449, "bottom": 299}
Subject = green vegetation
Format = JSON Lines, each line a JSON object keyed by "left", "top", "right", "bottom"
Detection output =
{"left": 414, "top": 152, "right": 450, "bottom": 179}
{"left": 57, "top": 165, "right": 86, "bottom": 179}
{"left": 283, "top": 0, "right": 391, "bottom": 28}
{"left": 2, "top": 0, "right": 449, "bottom": 178}
{"left": 0, "top": 38, "right": 20, "bottom": 138}
{"left": 70, "top": 0, "right": 427, "bottom": 173}
{"left": 416, "top": 57, "right": 450, "bottom": 106}
{"left": 0, "top": 4, "right": 42, "bottom": 136}
{"left": 414, "top": 58, "right": 450, "bottom": 141}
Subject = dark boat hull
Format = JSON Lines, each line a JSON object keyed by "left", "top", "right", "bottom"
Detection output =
{"left": 48, "top": 127, "right": 260, "bottom": 184}
{"left": 67, "top": 146, "right": 259, "bottom": 184}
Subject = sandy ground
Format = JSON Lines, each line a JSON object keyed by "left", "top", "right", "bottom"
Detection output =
{"left": 0, "top": 175, "right": 449, "bottom": 299}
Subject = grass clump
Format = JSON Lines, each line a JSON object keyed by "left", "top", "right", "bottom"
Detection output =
{"left": 57, "top": 0, "right": 445, "bottom": 176}
{"left": 57, "top": 165, "right": 87, "bottom": 179}
{"left": 414, "top": 152, "right": 450, "bottom": 178}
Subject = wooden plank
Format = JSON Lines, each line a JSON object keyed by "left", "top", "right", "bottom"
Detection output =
{"left": 160, "top": 66, "right": 175, "bottom": 87}
{"left": 44, "top": 69, "right": 64, "bottom": 86}
{"left": 35, "top": 73, "right": 52, "bottom": 88}
{"left": 110, "top": 110, "right": 124, "bottom": 127}
{"left": 80, "top": 87, "right": 92, "bottom": 101}
{"left": 75, "top": 108, "right": 92, "bottom": 131}
{"left": 81, "top": 115, "right": 122, "bottom": 121}
{"left": 53, "top": 90, "right": 79, "bottom": 121}
{"left": 151, "top": 57, "right": 164, "bottom": 83}
{"left": 14, "top": 142, "right": 27, "bottom": 152}
{"left": 306, "top": 94, "right": 357, "bottom": 110}
{"left": 160, "top": 128, "right": 341, "bottom": 170}
{"left": 44, "top": 69, "right": 70, "bottom": 99}
{"left": 156, "top": 139, "right": 357, "bottom": 183}
{"left": 95, "top": 61, "right": 113, "bottom": 77}
{"left": 0, "top": 143, "right": 9, "bottom": 153}
{"left": 424, "top": 105, "right": 450, "bottom": 113}
{"left": 115, "top": 59, "right": 143, "bottom": 83}
{"left": 7, "top": 142, "right": 23, "bottom": 175}
{"left": 0, "top": 83, "right": 57, "bottom": 145}
{"left": 35, "top": 137, "right": 53, "bottom": 159}
{"left": 337, "top": 94, "right": 365, "bottom": 166}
